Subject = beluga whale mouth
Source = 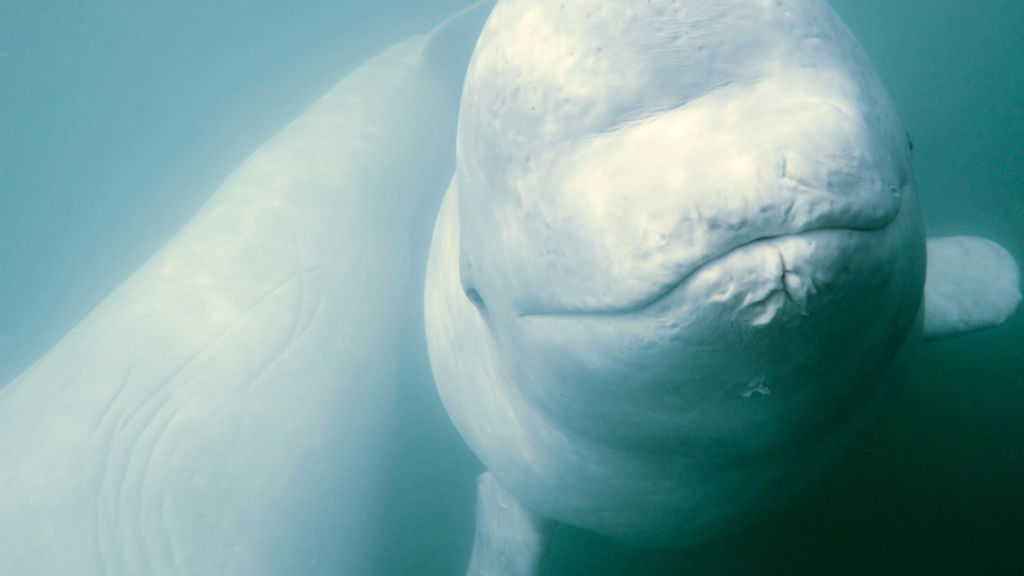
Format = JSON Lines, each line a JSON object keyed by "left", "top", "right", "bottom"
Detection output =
{"left": 521, "top": 226, "right": 900, "bottom": 319}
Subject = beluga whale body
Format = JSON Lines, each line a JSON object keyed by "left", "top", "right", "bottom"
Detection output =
{"left": 424, "top": 0, "right": 1021, "bottom": 573}
{"left": 0, "top": 3, "right": 496, "bottom": 574}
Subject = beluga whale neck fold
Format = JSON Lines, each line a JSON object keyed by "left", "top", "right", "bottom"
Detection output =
{"left": 425, "top": 0, "right": 1020, "bottom": 573}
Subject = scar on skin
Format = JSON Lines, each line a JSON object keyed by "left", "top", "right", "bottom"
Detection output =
{"left": 741, "top": 376, "right": 771, "bottom": 398}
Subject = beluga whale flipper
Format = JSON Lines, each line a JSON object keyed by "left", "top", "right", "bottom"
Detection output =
{"left": 0, "top": 2, "right": 495, "bottom": 574}
{"left": 423, "top": 0, "right": 1022, "bottom": 573}
{"left": 923, "top": 236, "right": 1020, "bottom": 340}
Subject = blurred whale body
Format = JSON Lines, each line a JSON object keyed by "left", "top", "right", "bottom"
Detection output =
{"left": 423, "top": 0, "right": 1020, "bottom": 573}
{"left": 1, "top": 1, "right": 1021, "bottom": 576}
{"left": 0, "top": 3, "right": 495, "bottom": 574}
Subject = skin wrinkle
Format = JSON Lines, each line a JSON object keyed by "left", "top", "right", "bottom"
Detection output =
{"left": 129, "top": 270, "right": 312, "bottom": 571}
{"left": 95, "top": 367, "right": 132, "bottom": 576}
{"left": 118, "top": 390, "right": 163, "bottom": 572}
{"left": 776, "top": 248, "right": 809, "bottom": 315}
{"left": 93, "top": 258, "right": 317, "bottom": 572}
{"left": 244, "top": 273, "right": 322, "bottom": 393}
{"left": 136, "top": 394, "right": 180, "bottom": 573}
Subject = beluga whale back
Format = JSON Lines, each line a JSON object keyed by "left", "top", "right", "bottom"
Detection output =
{"left": 424, "top": 0, "right": 1021, "bottom": 573}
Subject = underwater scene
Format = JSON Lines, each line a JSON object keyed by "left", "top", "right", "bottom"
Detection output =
{"left": 2, "top": 1, "right": 1022, "bottom": 574}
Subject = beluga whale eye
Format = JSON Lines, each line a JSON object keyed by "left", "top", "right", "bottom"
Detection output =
{"left": 424, "top": 0, "right": 962, "bottom": 568}
{"left": 463, "top": 285, "right": 487, "bottom": 315}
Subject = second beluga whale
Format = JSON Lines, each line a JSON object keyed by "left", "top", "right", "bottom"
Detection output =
{"left": 0, "top": 3, "right": 495, "bottom": 574}
{"left": 423, "top": 0, "right": 1021, "bottom": 573}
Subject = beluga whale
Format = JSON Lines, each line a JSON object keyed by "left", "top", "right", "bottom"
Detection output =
{"left": 0, "top": 2, "right": 496, "bottom": 574}
{"left": 423, "top": 0, "right": 1021, "bottom": 573}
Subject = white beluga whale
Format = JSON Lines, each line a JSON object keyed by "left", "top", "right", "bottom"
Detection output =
{"left": 423, "top": 0, "right": 1021, "bottom": 573}
{"left": 0, "top": 3, "right": 495, "bottom": 574}
{"left": 0, "top": 0, "right": 1020, "bottom": 574}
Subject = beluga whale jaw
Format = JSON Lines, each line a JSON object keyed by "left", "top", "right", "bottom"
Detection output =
{"left": 425, "top": 0, "right": 1018, "bottom": 573}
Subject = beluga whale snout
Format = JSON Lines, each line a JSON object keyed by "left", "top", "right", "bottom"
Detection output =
{"left": 426, "top": 0, "right": 1018, "bottom": 573}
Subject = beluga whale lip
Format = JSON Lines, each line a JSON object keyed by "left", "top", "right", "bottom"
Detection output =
{"left": 518, "top": 224, "right": 899, "bottom": 318}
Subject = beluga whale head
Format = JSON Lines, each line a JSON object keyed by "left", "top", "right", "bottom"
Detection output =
{"left": 427, "top": 0, "right": 936, "bottom": 560}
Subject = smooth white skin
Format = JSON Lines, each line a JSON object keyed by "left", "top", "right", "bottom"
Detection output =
{"left": 0, "top": 4, "right": 493, "bottom": 574}
{"left": 467, "top": 472, "right": 556, "bottom": 576}
{"left": 427, "top": 0, "right": 926, "bottom": 546}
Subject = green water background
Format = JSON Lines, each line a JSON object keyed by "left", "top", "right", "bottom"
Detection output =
{"left": 2, "top": 1, "right": 1022, "bottom": 574}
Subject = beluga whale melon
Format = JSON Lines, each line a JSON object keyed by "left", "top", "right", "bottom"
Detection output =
{"left": 423, "top": 0, "right": 1022, "bottom": 573}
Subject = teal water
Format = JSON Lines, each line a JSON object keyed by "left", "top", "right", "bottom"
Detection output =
{"left": 2, "top": 1, "right": 1022, "bottom": 574}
